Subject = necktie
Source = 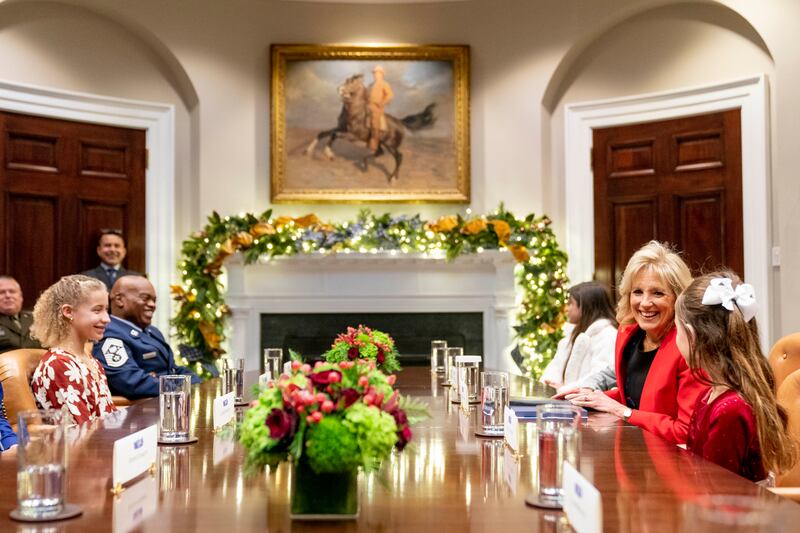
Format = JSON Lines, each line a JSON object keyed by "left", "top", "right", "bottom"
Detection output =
{"left": 10, "top": 315, "right": 21, "bottom": 331}
{"left": 106, "top": 267, "right": 118, "bottom": 285}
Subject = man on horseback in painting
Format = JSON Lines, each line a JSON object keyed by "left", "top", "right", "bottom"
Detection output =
{"left": 368, "top": 66, "right": 394, "bottom": 152}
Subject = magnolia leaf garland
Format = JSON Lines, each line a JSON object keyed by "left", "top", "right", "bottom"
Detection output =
{"left": 170, "top": 206, "right": 569, "bottom": 378}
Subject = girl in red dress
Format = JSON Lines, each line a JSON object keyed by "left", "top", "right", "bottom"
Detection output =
{"left": 674, "top": 271, "right": 796, "bottom": 482}
{"left": 30, "top": 275, "right": 117, "bottom": 425}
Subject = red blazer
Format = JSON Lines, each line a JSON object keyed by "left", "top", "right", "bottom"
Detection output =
{"left": 605, "top": 324, "right": 709, "bottom": 444}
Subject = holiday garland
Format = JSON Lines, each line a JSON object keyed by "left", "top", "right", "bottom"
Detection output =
{"left": 170, "top": 206, "right": 568, "bottom": 378}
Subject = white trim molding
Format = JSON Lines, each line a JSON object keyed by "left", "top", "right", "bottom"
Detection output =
{"left": 564, "top": 75, "right": 772, "bottom": 342}
{"left": 0, "top": 79, "right": 176, "bottom": 334}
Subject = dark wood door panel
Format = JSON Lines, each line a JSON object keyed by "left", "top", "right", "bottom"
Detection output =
{"left": 612, "top": 198, "right": 658, "bottom": 286}
{"left": 675, "top": 191, "right": 725, "bottom": 273}
{"left": 5, "top": 193, "right": 58, "bottom": 302}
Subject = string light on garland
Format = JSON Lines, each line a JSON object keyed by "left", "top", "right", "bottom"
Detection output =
{"left": 170, "top": 206, "right": 568, "bottom": 379}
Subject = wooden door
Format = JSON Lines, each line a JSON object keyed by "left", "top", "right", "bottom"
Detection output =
{"left": 0, "top": 111, "right": 145, "bottom": 305}
{"left": 592, "top": 110, "right": 743, "bottom": 288}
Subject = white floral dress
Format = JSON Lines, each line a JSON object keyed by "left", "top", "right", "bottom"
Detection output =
{"left": 32, "top": 348, "right": 117, "bottom": 425}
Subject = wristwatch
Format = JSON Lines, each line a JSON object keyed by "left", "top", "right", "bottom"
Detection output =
{"left": 622, "top": 408, "right": 633, "bottom": 422}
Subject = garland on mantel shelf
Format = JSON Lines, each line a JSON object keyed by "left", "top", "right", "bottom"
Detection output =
{"left": 170, "top": 206, "right": 569, "bottom": 379}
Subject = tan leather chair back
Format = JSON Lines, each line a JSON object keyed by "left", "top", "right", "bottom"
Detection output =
{"left": 777, "top": 368, "right": 800, "bottom": 487}
{"left": 769, "top": 333, "right": 800, "bottom": 392}
{"left": 0, "top": 348, "right": 46, "bottom": 430}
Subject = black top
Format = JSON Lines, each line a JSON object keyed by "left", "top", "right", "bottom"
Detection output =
{"left": 623, "top": 329, "right": 658, "bottom": 409}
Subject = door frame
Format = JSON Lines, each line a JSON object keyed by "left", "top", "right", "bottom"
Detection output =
{"left": 0, "top": 78, "right": 175, "bottom": 334}
{"left": 564, "top": 75, "right": 772, "bottom": 342}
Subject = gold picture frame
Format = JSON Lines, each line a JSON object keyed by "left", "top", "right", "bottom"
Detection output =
{"left": 270, "top": 44, "right": 470, "bottom": 203}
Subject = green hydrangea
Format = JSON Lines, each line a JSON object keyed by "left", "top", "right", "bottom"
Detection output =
{"left": 343, "top": 403, "right": 398, "bottom": 470}
{"left": 305, "top": 416, "right": 361, "bottom": 474}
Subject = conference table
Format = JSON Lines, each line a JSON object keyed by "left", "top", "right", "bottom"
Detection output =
{"left": 1, "top": 367, "right": 798, "bottom": 532}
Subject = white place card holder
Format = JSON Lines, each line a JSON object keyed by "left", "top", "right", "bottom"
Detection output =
{"left": 283, "top": 361, "right": 292, "bottom": 375}
{"left": 112, "top": 425, "right": 158, "bottom": 489}
{"left": 113, "top": 474, "right": 157, "bottom": 533}
{"left": 213, "top": 433, "right": 236, "bottom": 465}
{"left": 213, "top": 392, "right": 236, "bottom": 430}
{"left": 258, "top": 371, "right": 272, "bottom": 388}
{"left": 504, "top": 446, "right": 519, "bottom": 494}
{"left": 563, "top": 462, "right": 603, "bottom": 533}
{"left": 504, "top": 408, "right": 519, "bottom": 453}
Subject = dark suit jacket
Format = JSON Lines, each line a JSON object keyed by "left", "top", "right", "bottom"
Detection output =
{"left": 81, "top": 265, "right": 141, "bottom": 291}
{"left": 0, "top": 311, "right": 42, "bottom": 354}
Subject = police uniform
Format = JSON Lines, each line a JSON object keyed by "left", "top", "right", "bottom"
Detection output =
{"left": 92, "top": 316, "right": 200, "bottom": 399}
{"left": 0, "top": 311, "right": 42, "bottom": 354}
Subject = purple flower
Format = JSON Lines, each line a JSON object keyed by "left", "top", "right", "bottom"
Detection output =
{"left": 265, "top": 408, "right": 297, "bottom": 441}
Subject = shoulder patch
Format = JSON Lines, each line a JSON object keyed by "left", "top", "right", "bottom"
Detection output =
{"left": 101, "top": 338, "right": 129, "bottom": 368}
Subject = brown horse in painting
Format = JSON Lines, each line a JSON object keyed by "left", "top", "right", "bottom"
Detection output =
{"left": 303, "top": 74, "right": 436, "bottom": 182}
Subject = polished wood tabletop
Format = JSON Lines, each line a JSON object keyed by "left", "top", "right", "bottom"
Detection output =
{"left": 1, "top": 367, "right": 798, "bottom": 532}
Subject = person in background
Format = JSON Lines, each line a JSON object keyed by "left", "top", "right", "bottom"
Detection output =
{"left": 81, "top": 229, "right": 140, "bottom": 291}
{"left": 563, "top": 241, "right": 708, "bottom": 444}
{"left": 675, "top": 271, "right": 796, "bottom": 482}
{"left": 93, "top": 275, "right": 199, "bottom": 399}
{"left": 541, "top": 281, "right": 618, "bottom": 392}
{"left": 30, "top": 275, "right": 117, "bottom": 425}
{"left": 0, "top": 382, "right": 17, "bottom": 452}
{"left": 0, "top": 276, "right": 42, "bottom": 353}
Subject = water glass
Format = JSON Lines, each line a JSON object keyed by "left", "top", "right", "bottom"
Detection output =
{"left": 480, "top": 371, "right": 509, "bottom": 434}
{"left": 224, "top": 358, "right": 245, "bottom": 402}
{"left": 430, "top": 340, "right": 447, "bottom": 374}
{"left": 534, "top": 403, "right": 582, "bottom": 504}
{"left": 263, "top": 348, "right": 283, "bottom": 379}
{"left": 444, "top": 346, "right": 464, "bottom": 387}
{"left": 454, "top": 355, "right": 481, "bottom": 404}
{"left": 159, "top": 375, "right": 192, "bottom": 442}
{"left": 16, "top": 409, "right": 67, "bottom": 519}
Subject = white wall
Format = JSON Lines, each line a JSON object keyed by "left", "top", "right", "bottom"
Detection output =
{"left": 0, "top": 0, "right": 798, "bottom": 343}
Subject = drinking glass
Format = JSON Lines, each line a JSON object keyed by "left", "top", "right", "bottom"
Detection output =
{"left": 430, "top": 340, "right": 447, "bottom": 374}
{"left": 480, "top": 371, "right": 509, "bottom": 434}
{"left": 16, "top": 409, "right": 67, "bottom": 518}
{"left": 224, "top": 358, "right": 245, "bottom": 402}
{"left": 453, "top": 355, "right": 481, "bottom": 404}
{"left": 159, "top": 375, "right": 192, "bottom": 442}
{"left": 444, "top": 346, "right": 464, "bottom": 387}
{"left": 534, "top": 403, "right": 582, "bottom": 504}
{"left": 263, "top": 348, "right": 283, "bottom": 381}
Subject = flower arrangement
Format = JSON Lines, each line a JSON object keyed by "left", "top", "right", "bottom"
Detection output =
{"left": 171, "top": 205, "right": 568, "bottom": 379}
{"left": 240, "top": 358, "right": 427, "bottom": 474}
{"left": 323, "top": 325, "right": 401, "bottom": 373}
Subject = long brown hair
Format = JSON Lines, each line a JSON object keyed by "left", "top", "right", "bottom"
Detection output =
{"left": 568, "top": 281, "right": 617, "bottom": 347}
{"left": 675, "top": 270, "right": 796, "bottom": 475}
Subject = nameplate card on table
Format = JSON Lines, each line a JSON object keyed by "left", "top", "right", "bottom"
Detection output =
{"left": 563, "top": 462, "right": 602, "bottom": 533}
{"left": 213, "top": 392, "right": 236, "bottom": 430}
{"left": 258, "top": 371, "right": 271, "bottom": 388}
{"left": 504, "top": 408, "right": 519, "bottom": 453}
{"left": 283, "top": 361, "right": 292, "bottom": 375}
{"left": 113, "top": 474, "right": 157, "bottom": 533}
{"left": 113, "top": 425, "right": 158, "bottom": 488}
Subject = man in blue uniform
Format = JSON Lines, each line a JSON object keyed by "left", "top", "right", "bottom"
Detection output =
{"left": 93, "top": 275, "right": 199, "bottom": 399}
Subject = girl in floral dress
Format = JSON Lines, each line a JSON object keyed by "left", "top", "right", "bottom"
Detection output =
{"left": 30, "top": 275, "right": 116, "bottom": 425}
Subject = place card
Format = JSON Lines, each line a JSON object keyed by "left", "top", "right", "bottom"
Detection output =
{"left": 213, "top": 392, "right": 236, "bottom": 430}
{"left": 258, "top": 371, "right": 271, "bottom": 388}
{"left": 113, "top": 474, "right": 157, "bottom": 533}
{"left": 283, "top": 361, "right": 292, "bottom": 375}
{"left": 562, "top": 462, "right": 602, "bottom": 533}
{"left": 213, "top": 433, "right": 236, "bottom": 465}
{"left": 113, "top": 425, "right": 158, "bottom": 488}
{"left": 504, "top": 407, "right": 519, "bottom": 452}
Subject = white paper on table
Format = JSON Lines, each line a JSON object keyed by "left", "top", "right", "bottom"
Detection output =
{"left": 258, "top": 371, "right": 272, "bottom": 387}
{"left": 563, "top": 462, "right": 603, "bottom": 533}
{"left": 504, "top": 408, "right": 519, "bottom": 452}
{"left": 113, "top": 474, "right": 157, "bottom": 533}
{"left": 212, "top": 392, "right": 236, "bottom": 430}
{"left": 112, "top": 425, "right": 158, "bottom": 487}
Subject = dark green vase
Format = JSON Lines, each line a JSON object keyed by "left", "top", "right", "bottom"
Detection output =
{"left": 290, "top": 458, "right": 359, "bottom": 520}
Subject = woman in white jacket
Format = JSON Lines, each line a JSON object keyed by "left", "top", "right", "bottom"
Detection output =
{"left": 541, "top": 282, "right": 618, "bottom": 391}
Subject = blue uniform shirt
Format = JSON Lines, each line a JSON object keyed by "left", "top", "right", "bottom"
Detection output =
{"left": 0, "top": 383, "right": 17, "bottom": 451}
{"left": 93, "top": 316, "right": 200, "bottom": 399}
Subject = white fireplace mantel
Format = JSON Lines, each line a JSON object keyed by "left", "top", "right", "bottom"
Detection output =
{"left": 224, "top": 250, "right": 522, "bottom": 374}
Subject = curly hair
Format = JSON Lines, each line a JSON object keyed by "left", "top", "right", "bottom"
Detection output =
{"left": 616, "top": 241, "right": 692, "bottom": 325}
{"left": 31, "top": 275, "right": 107, "bottom": 348}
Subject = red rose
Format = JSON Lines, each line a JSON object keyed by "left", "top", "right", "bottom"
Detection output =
{"left": 340, "top": 388, "right": 360, "bottom": 408}
{"left": 265, "top": 408, "right": 297, "bottom": 441}
{"left": 309, "top": 369, "right": 342, "bottom": 389}
{"left": 396, "top": 426, "right": 412, "bottom": 450}
{"left": 377, "top": 349, "right": 386, "bottom": 364}
{"left": 348, "top": 346, "right": 359, "bottom": 360}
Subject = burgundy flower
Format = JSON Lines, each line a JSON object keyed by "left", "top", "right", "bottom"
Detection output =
{"left": 376, "top": 349, "right": 385, "bottom": 364}
{"left": 265, "top": 408, "right": 297, "bottom": 441}
{"left": 396, "top": 425, "right": 412, "bottom": 450}
{"left": 392, "top": 408, "right": 408, "bottom": 426}
{"left": 340, "top": 388, "right": 360, "bottom": 408}
{"left": 309, "top": 369, "right": 342, "bottom": 389}
{"left": 348, "top": 346, "right": 359, "bottom": 359}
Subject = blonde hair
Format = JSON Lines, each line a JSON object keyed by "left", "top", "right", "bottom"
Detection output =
{"left": 616, "top": 241, "right": 692, "bottom": 325}
{"left": 676, "top": 271, "right": 797, "bottom": 475}
{"left": 31, "top": 275, "right": 107, "bottom": 348}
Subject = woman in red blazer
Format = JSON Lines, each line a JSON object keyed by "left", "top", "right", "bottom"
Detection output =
{"left": 565, "top": 241, "right": 709, "bottom": 444}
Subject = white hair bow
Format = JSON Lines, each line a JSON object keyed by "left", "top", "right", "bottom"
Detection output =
{"left": 701, "top": 277, "right": 758, "bottom": 322}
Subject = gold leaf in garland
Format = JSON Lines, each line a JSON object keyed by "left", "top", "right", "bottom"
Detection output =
{"left": 219, "top": 238, "right": 235, "bottom": 256}
{"left": 425, "top": 215, "right": 459, "bottom": 233}
{"left": 198, "top": 321, "right": 222, "bottom": 350}
{"left": 294, "top": 214, "right": 321, "bottom": 228}
{"left": 489, "top": 220, "right": 511, "bottom": 244}
{"left": 509, "top": 244, "right": 530, "bottom": 263}
{"left": 232, "top": 231, "right": 254, "bottom": 248}
{"left": 460, "top": 217, "right": 487, "bottom": 235}
{"left": 170, "top": 284, "right": 186, "bottom": 300}
{"left": 250, "top": 222, "right": 276, "bottom": 236}
{"left": 317, "top": 223, "right": 336, "bottom": 233}
{"left": 274, "top": 216, "right": 293, "bottom": 228}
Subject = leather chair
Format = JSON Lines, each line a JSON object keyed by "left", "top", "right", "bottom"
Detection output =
{"left": 767, "top": 333, "right": 800, "bottom": 494}
{"left": 0, "top": 348, "right": 131, "bottom": 431}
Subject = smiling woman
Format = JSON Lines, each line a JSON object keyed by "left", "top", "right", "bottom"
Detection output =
{"left": 565, "top": 241, "right": 709, "bottom": 444}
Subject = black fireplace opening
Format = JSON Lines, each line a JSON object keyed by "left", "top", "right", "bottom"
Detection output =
{"left": 260, "top": 312, "right": 483, "bottom": 368}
